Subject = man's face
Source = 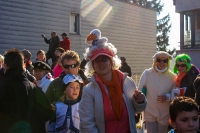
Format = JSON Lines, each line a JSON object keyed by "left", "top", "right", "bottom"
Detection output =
{"left": 24, "top": 56, "right": 30, "bottom": 63}
{"left": 62, "top": 59, "right": 79, "bottom": 75}
{"left": 62, "top": 35, "right": 66, "bottom": 40}
{"left": 51, "top": 32, "right": 56, "bottom": 38}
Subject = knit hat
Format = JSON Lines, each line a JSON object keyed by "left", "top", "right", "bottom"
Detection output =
{"left": 22, "top": 49, "right": 31, "bottom": 58}
{"left": 56, "top": 47, "right": 65, "bottom": 53}
{"left": 33, "top": 61, "right": 51, "bottom": 72}
{"left": 84, "top": 29, "right": 117, "bottom": 61}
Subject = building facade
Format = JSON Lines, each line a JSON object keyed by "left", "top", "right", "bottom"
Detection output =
{"left": 0, "top": 0, "right": 156, "bottom": 84}
{"left": 173, "top": 0, "right": 200, "bottom": 68}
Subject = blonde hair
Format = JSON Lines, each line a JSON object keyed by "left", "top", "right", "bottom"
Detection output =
{"left": 0, "top": 54, "right": 4, "bottom": 63}
{"left": 84, "top": 42, "right": 121, "bottom": 77}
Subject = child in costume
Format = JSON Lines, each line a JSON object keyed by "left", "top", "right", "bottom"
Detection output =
{"left": 48, "top": 74, "right": 83, "bottom": 133}
{"left": 168, "top": 96, "right": 200, "bottom": 133}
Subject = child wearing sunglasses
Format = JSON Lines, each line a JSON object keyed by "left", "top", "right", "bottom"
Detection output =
{"left": 48, "top": 74, "right": 83, "bottom": 133}
{"left": 173, "top": 54, "right": 199, "bottom": 99}
{"left": 168, "top": 96, "right": 200, "bottom": 133}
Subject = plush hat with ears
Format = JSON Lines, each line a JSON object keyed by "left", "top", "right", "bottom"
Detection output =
{"left": 84, "top": 29, "right": 117, "bottom": 61}
{"left": 152, "top": 51, "right": 172, "bottom": 73}
{"left": 84, "top": 29, "right": 121, "bottom": 77}
{"left": 86, "top": 29, "right": 101, "bottom": 46}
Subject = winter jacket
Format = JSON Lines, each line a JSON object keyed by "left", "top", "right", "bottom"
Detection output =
{"left": 180, "top": 66, "right": 199, "bottom": 99}
{"left": 79, "top": 74, "right": 147, "bottom": 133}
{"left": 60, "top": 38, "right": 70, "bottom": 51}
{"left": 168, "top": 129, "right": 200, "bottom": 133}
{"left": 44, "top": 36, "right": 60, "bottom": 53}
{"left": 49, "top": 102, "right": 80, "bottom": 133}
{"left": 26, "top": 62, "right": 34, "bottom": 75}
{"left": 46, "top": 70, "right": 85, "bottom": 103}
{"left": 24, "top": 69, "right": 35, "bottom": 82}
{"left": 0, "top": 68, "right": 29, "bottom": 132}
{"left": 52, "top": 64, "right": 63, "bottom": 79}
{"left": 119, "top": 62, "right": 132, "bottom": 77}
{"left": 194, "top": 74, "right": 200, "bottom": 109}
{"left": 138, "top": 67, "right": 176, "bottom": 126}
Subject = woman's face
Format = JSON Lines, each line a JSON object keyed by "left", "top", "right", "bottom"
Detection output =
{"left": 93, "top": 55, "right": 112, "bottom": 76}
{"left": 176, "top": 62, "right": 187, "bottom": 74}
{"left": 172, "top": 110, "right": 199, "bottom": 133}
{"left": 156, "top": 57, "right": 168, "bottom": 70}
{"left": 34, "top": 69, "right": 47, "bottom": 80}
{"left": 37, "top": 52, "right": 45, "bottom": 61}
{"left": 64, "top": 82, "right": 80, "bottom": 100}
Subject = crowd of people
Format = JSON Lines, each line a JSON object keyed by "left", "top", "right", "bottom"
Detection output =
{"left": 0, "top": 29, "right": 200, "bottom": 133}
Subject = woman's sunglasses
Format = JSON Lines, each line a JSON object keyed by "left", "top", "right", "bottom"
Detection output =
{"left": 176, "top": 64, "right": 186, "bottom": 68}
{"left": 94, "top": 57, "right": 108, "bottom": 63}
{"left": 63, "top": 63, "right": 78, "bottom": 69}
{"left": 157, "top": 58, "right": 168, "bottom": 63}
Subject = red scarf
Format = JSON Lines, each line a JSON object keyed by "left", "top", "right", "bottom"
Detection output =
{"left": 25, "top": 60, "right": 31, "bottom": 67}
{"left": 176, "top": 72, "right": 186, "bottom": 87}
{"left": 96, "top": 70, "right": 123, "bottom": 120}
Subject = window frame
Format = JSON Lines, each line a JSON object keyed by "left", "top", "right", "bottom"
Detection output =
{"left": 70, "top": 13, "right": 81, "bottom": 34}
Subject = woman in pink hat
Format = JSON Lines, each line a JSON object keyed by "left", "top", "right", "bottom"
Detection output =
{"left": 79, "top": 29, "right": 147, "bottom": 133}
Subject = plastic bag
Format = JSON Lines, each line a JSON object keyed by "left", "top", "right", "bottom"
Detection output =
{"left": 136, "top": 112, "right": 145, "bottom": 133}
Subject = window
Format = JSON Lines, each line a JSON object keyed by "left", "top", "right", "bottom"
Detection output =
{"left": 70, "top": 13, "right": 80, "bottom": 34}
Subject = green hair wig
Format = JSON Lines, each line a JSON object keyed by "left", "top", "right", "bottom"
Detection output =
{"left": 173, "top": 54, "right": 191, "bottom": 74}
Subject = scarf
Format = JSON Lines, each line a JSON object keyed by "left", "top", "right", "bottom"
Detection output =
{"left": 97, "top": 70, "right": 123, "bottom": 120}
{"left": 155, "top": 66, "right": 167, "bottom": 73}
{"left": 25, "top": 60, "right": 31, "bottom": 67}
{"left": 176, "top": 72, "right": 186, "bottom": 87}
{"left": 35, "top": 73, "right": 53, "bottom": 93}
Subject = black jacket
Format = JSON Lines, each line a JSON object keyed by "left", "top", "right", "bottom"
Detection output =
{"left": 119, "top": 62, "right": 132, "bottom": 77}
{"left": 44, "top": 36, "right": 60, "bottom": 53}
{"left": 194, "top": 74, "right": 200, "bottom": 107}
{"left": 0, "top": 68, "right": 29, "bottom": 132}
{"left": 181, "top": 66, "right": 199, "bottom": 99}
{"left": 24, "top": 69, "right": 36, "bottom": 82}
{"left": 0, "top": 68, "right": 50, "bottom": 133}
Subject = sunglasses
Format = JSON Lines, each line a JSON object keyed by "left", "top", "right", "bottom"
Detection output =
{"left": 176, "top": 64, "right": 186, "bottom": 68}
{"left": 94, "top": 57, "right": 109, "bottom": 63}
{"left": 63, "top": 63, "right": 78, "bottom": 69}
{"left": 157, "top": 58, "right": 168, "bottom": 63}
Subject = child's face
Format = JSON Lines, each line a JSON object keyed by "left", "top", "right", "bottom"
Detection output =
{"left": 64, "top": 82, "right": 80, "bottom": 100}
{"left": 172, "top": 110, "right": 199, "bottom": 133}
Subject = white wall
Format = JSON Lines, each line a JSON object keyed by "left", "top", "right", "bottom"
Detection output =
{"left": 0, "top": 0, "right": 156, "bottom": 75}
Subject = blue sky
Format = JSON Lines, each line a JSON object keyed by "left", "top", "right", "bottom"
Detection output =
{"left": 159, "top": 0, "right": 180, "bottom": 50}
